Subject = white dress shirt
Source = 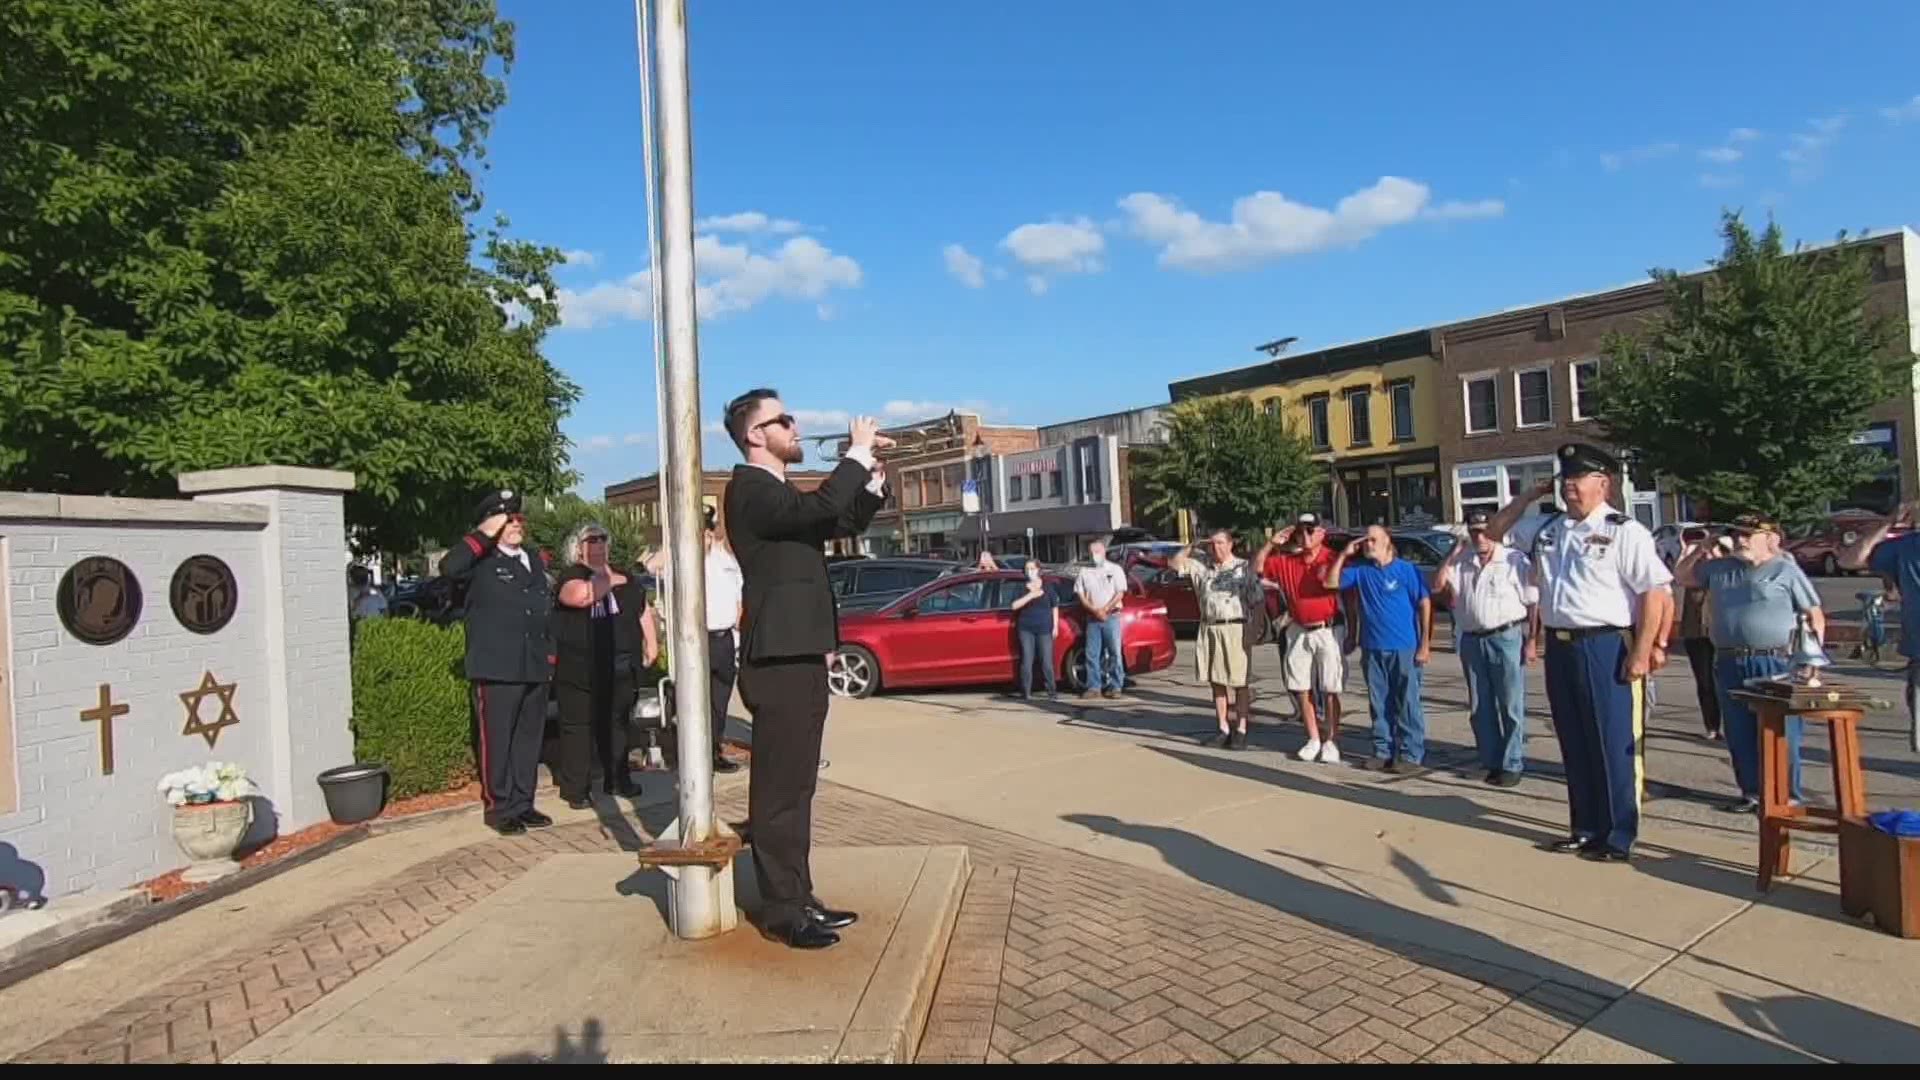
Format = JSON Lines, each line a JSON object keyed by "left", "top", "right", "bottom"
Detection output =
{"left": 706, "top": 544, "right": 743, "bottom": 631}
{"left": 1441, "top": 543, "right": 1536, "bottom": 634}
{"left": 1510, "top": 506, "right": 1672, "bottom": 629}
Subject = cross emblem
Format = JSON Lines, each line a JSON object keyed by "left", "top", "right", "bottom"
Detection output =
{"left": 80, "top": 683, "right": 129, "bottom": 776}
{"left": 179, "top": 671, "right": 240, "bottom": 749}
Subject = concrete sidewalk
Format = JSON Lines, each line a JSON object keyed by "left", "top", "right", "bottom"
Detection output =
{"left": 816, "top": 642, "right": 1920, "bottom": 1062}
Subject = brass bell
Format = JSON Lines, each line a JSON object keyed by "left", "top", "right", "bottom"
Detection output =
{"left": 1789, "top": 613, "right": 1832, "bottom": 687}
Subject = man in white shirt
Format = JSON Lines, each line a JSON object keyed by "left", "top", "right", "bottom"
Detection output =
{"left": 1486, "top": 443, "right": 1674, "bottom": 864}
{"left": 703, "top": 507, "right": 746, "bottom": 774}
{"left": 1074, "top": 540, "right": 1131, "bottom": 699}
{"left": 1433, "top": 509, "right": 1537, "bottom": 787}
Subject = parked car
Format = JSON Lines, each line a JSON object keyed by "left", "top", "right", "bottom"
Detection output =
{"left": 829, "top": 557, "right": 964, "bottom": 612}
{"left": 1788, "top": 512, "right": 1903, "bottom": 577}
{"left": 828, "top": 570, "right": 1177, "bottom": 697}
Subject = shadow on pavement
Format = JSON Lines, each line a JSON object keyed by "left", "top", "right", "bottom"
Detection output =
{"left": 491, "top": 1018, "right": 610, "bottom": 1063}
{"left": 1064, "top": 813, "right": 1920, "bottom": 1062}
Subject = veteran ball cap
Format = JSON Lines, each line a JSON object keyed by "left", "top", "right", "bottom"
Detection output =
{"left": 1296, "top": 512, "right": 1322, "bottom": 528}
{"left": 1729, "top": 512, "right": 1780, "bottom": 535}
{"left": 1556, "top": 442, "right": 1619, "bottom": 478}
{"left": 474, "top": 487, "right": 523, "bottom": 523}
{"left": 1465, "top": 508, "right": 1492, "bottom": 530}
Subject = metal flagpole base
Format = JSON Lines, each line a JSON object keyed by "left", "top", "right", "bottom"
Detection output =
{"left": 653, "top": 817, "right": 739, "bottom": 939}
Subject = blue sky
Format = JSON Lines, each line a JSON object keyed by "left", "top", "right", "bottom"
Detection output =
{"left": 481, "top": 1, "right": 1920, "bottom": 497}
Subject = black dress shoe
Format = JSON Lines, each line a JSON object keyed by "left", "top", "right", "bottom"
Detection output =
{"left": 1483, "top": 770, "right": 1503, "bottom": 785}
{"left": 518, "top": 809, "right": 554, "bottom": 828}
{"left": 1229, "top": 729, "right": 1248, "bottom": 751}
{"left": 1360, "top": 757, "right": 1391, "bottom": 772}
{"left": 804, "top": 903, "right": 858, "bottom": 930}
{"left": 1578, "top": 846, "right": 1632, "bottom": 864}
{"left": 1491, "top": 771, "right": 1522, "bottom": 788}
{"left": 766, "top": 921, "right": 840, "bottom": 950}
{"left": 605, "top": 777, "right": 643, "bottom": 797}
{"left": 1542, "top": 837, "right": 1588, "bottom": 854}
{"left": 565, "top": 797, "right": 593, "bottom": 811}
{"left": 712, "top": 757, "right": 743, "bottom": 775}
{"left": 491, "top": 818, "right": 527, "bottom": 837}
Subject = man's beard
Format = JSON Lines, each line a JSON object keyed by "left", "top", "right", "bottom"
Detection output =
{"left": 776, "top": 438, "right": 804, "bottom": 464}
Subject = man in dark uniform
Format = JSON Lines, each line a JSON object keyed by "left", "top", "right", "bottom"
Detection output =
{"left": 1486, "top": 444, "right": 1673, "bottom": 863}
{"left": 723, "top": 388, "right": 888, "bottom": 950}
{"left": 442, "top": 489, "right": 556, "bottom": 836}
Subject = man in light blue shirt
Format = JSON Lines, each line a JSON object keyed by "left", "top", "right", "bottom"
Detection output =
{"left": 1324, "top": 525, "right": 1432, "bottom": 772}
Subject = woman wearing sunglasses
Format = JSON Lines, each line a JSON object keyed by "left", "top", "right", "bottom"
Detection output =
{"left": 552, "top": 522, "right": 660, "bottom": 809}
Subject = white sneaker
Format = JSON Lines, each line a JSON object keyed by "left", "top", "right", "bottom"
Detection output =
{"left": 1318, "top": 742, "right": 1341, "bottom": 764}
{"left": 1296, "top": 739, "right": 1323, "bottom": 762}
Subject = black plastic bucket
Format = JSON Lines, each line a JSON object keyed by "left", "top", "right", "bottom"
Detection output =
{"left": 317, "top": 763, "right": 390, "bottom": 825}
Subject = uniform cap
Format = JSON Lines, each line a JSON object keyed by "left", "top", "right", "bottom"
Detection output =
{"left": 1465, "top": 509, "right": 1492, "bottom": 530}
{"left": 1556, "top": 443, "right": 1619, "bottom": 478}
{"left": 473, "top": 488, "right": 522, "bottom": 523}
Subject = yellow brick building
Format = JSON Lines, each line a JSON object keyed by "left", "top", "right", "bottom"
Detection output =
{"left": 1168, "top": 329, "right": 1447, "bottom": 528}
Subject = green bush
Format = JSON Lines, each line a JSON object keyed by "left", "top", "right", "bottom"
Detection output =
{"left": 351, "top": 617, "right": 473, "bottom": 798}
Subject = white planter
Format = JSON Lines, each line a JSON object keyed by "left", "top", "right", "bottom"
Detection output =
{"left": 172, "top": 800, "right": 253, "bottom": 883}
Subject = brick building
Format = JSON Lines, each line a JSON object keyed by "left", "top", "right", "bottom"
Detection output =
{"left": 603, "top": 468, "right": 836, "bottom": 549}
{"left": 843, "top": 413, "right": 1038, "bottom": 556}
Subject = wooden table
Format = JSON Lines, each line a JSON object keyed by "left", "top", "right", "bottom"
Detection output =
{"left": 1730, "top": 687, "right": 1870, "bottom": 891}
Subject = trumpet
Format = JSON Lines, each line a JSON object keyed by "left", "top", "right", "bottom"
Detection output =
{"left": 802, "top": 411, "right": 967, "bottom": 462}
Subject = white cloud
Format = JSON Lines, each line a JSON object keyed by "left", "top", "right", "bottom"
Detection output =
{"left": 623, "top": 432, "right": 652, "bottom": 447}
{"left": 794, "top": 408, "right": 852, "bottom": 430}
{"left": 1120, "top": 177, "right": 1474, "bottom": 272}
{"left": 1729, "top": 127, "right": 1762, "bottom": 143}
{"left": 1000, "top": 218, "right": 1105, "bottom": 293}
{"left": 556, "top": 228, "right": 862, "bottom": 329}
{"left": 1420, "top": 198, "right": 1506, "bottom": 222}
{"left": 942, "top": 243, "right": 987, "bottom": 288}
{"left": 583, "top": 434, "right": 615, "bottom": 452}
{"left": 1599, "top": 141, "right": 1681, "bottom": 172}
{"left": 1698, "top": 172, "right": 1743, "bottom": 190}
{"left": 1882, "top": 96, "right": 1920, "bottom": 124}
{"left": 1781, "top": 114, "right": 1846, "bottom": 181}
{"left": 1698, "top": 145, "right": 1743, "bottom": 164}
{"left": 560, "top": 249, "right": 599, "bottom": 269}
{"left": 695, "top": 211, "right": 807, "bottom": 234}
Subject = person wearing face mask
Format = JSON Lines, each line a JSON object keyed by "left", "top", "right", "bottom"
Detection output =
{"left": 1009, "top": 560, "right": 1061, "bottom": 700}
{"left": 442, "top": 489, "right": 557, "bottom": 836}
{"left": 1074, "top": 540, "right": 1131, "bottom": 699}
{"left": 1485, "top": 443, "right": 1674, "bottom": 864}
{"left": 1674, "top": 512, "right": 1824, "bottom": 814}
{"left": 552, "top": 522, "right": 659, "bottom": 809}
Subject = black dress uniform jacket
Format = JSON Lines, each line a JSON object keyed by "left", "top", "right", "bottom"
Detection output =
{"left": 725, "top": 459, "right": 885, "bottom": 660}
{"left": 441, "top": 531, "right": 554, "bottom": 682}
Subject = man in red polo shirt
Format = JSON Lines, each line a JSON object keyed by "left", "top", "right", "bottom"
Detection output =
{"left": 1256, "top": 513, "right": 1345, "bottom": 764}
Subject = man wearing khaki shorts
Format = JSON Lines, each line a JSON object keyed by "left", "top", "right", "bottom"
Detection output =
{"left": 1170, "top": 529, "right": 1262, "bottom": 750}
{"left": 1256, "top": 513, "right": 1345, "bottom": 764}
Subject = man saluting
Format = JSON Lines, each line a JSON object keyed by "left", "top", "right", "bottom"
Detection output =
{"left": 722, "top": 388, "right": 889, "bottom": 950}
{"left": 1484, "top": 443, "right": 1673, "bottom": 864}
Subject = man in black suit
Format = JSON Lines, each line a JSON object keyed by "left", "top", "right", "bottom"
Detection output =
{"left": 723, "top": 388, "right": 889, "bottom": 949}
{"left": 441, "top": 489, "right": 556, "bottom": 836}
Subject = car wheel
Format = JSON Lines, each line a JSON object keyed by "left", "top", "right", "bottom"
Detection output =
{"left": 829, "top": 646, "right": 880, "bottom": 699}
{"left": 1823, "top": 554, "right": 1840, "bottom": 577}
{"left": 1064, "top": 646, "right": 1090, "bottom": 693}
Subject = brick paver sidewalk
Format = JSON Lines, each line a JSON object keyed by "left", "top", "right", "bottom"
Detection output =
{"left": 8, "top": 784, "right": 1608, "bottom": 1064}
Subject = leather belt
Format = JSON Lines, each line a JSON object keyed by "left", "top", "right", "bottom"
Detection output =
{"left": 1721, "top": 645, "right": 1788, "bottom": 659}
{"left": 1466, "top": 619, "right": 1525, "bottom": 637}
{"left": 1548, "top": 625, "right": 1629, "bottom": 642}
{"left": 1292, "top": 621, "right": 1333, "bottom": 632}
{"left": 1204, "top": 618, "right": 1241, "bottom": 626}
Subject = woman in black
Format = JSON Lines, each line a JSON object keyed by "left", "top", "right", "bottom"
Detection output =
{"left": 551, "top": 522, "right": 658, "bottom": 808}
{"left": 1010, "top": 561, "right": 1060, "bottom": 699}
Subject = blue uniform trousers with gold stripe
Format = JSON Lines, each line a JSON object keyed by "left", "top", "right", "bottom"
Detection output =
{"left": 1543, "top": 627, "right": 1645, "bottom": 853}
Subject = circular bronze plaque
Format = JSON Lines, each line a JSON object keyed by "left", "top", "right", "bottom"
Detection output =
{"left": 170, "top": 555, "right": 239, "bottom": 635}
{"left": 56, "top": 557, "right": 143, "bottom": 646}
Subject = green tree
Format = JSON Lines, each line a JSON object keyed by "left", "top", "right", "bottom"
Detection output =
{"left": 1139, "top": 395, "right": 1322, "bottom": 537}
{"left": 0, "top": 0, "right": 578, "bottom": 553}
{"left": 1589, "top": 214, "right": 1908, "bottom": 523}
{"left": 524, "top": 493, "right": 650, "bottom": 571}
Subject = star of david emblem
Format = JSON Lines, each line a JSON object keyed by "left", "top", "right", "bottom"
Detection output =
{"left": 180, "top": 671, "right": 240, "bottom": 749}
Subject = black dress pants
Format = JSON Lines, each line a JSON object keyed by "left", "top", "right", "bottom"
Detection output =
{"left": 473, "top": 680, "right": 548, "bottom": 825}
{"left": 1684, "top": 637, "right": 1721, "bottom": 735}
{"left": 710, "top": 629, "right": 738, "bottom": 760}
{"left": 554, "top": 668, "right": 638, "bottom": 800}
{"left": 738, "top": 656, "right": 829, "bottom": 931}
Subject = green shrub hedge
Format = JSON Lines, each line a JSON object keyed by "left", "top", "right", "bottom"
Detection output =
{"left": 351, "top": 617, "right": 473, "bottom": 798}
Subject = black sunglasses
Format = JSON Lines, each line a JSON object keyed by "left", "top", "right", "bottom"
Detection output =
{"left": 753, "top": 413, "right": 796, "bottom": 433}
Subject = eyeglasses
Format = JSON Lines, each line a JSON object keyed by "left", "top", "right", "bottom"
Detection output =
{"left": 582, "top": 535, "right": 609, "bottom": 545}
{"left": 506, "top": 513, "right": 526, "bottom": 525}
{"left": 753, "top": 414, "right": 796, "bottom": 433}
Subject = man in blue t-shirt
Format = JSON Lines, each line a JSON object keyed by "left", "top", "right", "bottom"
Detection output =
{"left": 1842, "top": 502, "right": 1920, "bottom": 752}
{"left": 1324, "top": 525, "right": 1434, "bottom": 771}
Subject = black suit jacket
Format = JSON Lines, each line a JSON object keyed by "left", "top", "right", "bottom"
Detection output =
{"left": 725, "top": 459, "right": 885, "bottom": 662}
{"left": 441, "top": 531, "right": 555, "bottom": 682}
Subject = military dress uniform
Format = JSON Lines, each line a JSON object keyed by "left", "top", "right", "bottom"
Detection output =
{"left": 1508, "top": 445, "right": 1673, "bottom": 859}
{"left": 441, "top": 489, "right": 555, "bottom": 834}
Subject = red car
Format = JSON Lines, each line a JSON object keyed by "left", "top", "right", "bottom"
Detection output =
{"left": 1787, "top": 511, "right": 1905, "bottom": 577}
{"left": 828, "top": 570, "right": 1177, "bottom": 698}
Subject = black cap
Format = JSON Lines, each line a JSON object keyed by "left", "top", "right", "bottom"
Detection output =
{"left": 1729, "top": 512, "right": 1780, "bottom": 535}
{"left": 1296, "top": 512, "right": 1321, "bottom": 528}
{"left": 1465, "top": 509, "right": 1492, "bottom": 530}
{"left": 1556, "top": 443, "right": 1619, "bottom": 478}
{"left": 473, "top": 488, "right": 522, "bottom": 523}
{"left": 703, "top": 505, "right": 718, "bottom": 530}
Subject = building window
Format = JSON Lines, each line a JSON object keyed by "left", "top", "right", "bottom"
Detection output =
{"left": 1079, "top": 447, "right": 1100, "bottom": 502}
{"left": 903, "top": 472, "right": 923, "bottom": 508}
{"left": 943, "top": 463, "right": 964, "bottom": 495}
{"left": 1308, "top": 397, "right": 1331, "bottom": 450}
{"left": 1571, "top": 359, "right": 1598, "bottom": 421}
{"left": 924, "top": 469, "right": 945, "bottom": 505}
{"left": 1390, "top": 382, "right": 1415, "bottom": 443}
{"left": 1263, "top": 398, "right": 1281, "bottom": 417}
{"left": 1049, "top": 470, "right": 1063, "bottom": 498}
{"left": 1516, "top": 367, "right": 1552, "bottom": 428}
{"left": 1028, "top": 473, "right": 1042, "bottom": 500}
{"left": 1007, "top": 473, "right": 1023, "bottom": 503}
{"left": 1345, "top": 388, "right": 1372, "bottom": 446}
{"left": 1463, "top": 375, "right": 1498, "bottom": 434}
